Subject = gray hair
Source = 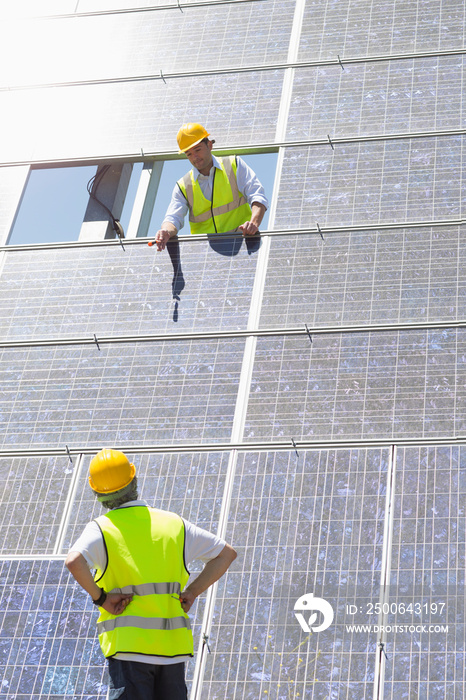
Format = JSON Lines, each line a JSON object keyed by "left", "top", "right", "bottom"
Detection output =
{"left": 97, "top": 476, "right": 139, "bottom": 510}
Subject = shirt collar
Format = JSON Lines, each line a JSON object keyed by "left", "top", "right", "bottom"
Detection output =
{"left": 113, "top": 499, "right": 148, "bottom": 510}
{"left": 192, "top": 154, "right": 221, "bottom": 180}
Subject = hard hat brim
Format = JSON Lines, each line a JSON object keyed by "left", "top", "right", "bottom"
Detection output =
{"left": 179, "top": 135, "right": 210, "bottom": 154}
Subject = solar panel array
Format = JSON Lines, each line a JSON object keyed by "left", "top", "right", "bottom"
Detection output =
{"left": 0, "top": 0, "right": 464, "bottom": 698}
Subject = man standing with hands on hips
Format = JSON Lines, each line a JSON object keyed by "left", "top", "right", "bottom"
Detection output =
{"left": 152, "top": 122, "right": 268, "bottom": 251}
{"left": 66, "top": 448, "right": 236, "bottom": 699}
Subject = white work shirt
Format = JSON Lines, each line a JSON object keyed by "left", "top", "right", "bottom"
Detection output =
{"left": 69, "top": 500, "right": 226, "bottom": 666}
{"left": 163, "top": 154, "right": 269, "bottom": 232}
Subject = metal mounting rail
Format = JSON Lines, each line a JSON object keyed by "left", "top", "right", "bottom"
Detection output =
{"left": 1, "top": 435, "right": 466, "bottom": 459}
{"left": 30, "top": 0, "right": 266, "bottom": 21}
{"left": 1, "top": 216, "right": 464, "bottom": 252}
{"left": 373, "top": 444, "right": 397, "bottom": 700}
{"left": 1, "top": 130, "right": 465, "bottom": 169}
{"left": 1, "top": 318, "right": 465, "bottom": 350}
{"left": 2, "top": 49, "right": 465, "bottom": 93}
{"left": 0, "top": 554, "right": 68, "bottom": 561}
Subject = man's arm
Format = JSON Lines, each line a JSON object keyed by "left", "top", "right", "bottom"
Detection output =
{"left": 151, "top": 183, "right": 188, "bottom": 251}
{"left": 179, "top": 543, "right": 237, "bottom": 613}
{"left": 65, "top": 550, "right": 133, "bottom": 615}
{"left": 153, "top": 221, "right": 178, "bottom": 251}
{"left": 239, "top": 202, "right": 267, "bottom": 236}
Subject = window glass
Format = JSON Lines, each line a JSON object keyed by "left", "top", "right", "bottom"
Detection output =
{"left": 7, "top": 165, "right": 97, "bottom": 245}
{"left": 8, "top": 162, "right": 143, "bottom": 245}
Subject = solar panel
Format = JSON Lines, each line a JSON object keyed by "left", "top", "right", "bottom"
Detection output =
{"left": 274, "top": 137, "right": 462, "bottom": 231}
{"left": 384, "top": 446, "right": 465, "bottom": 696}
{"left": 0, "top": 241, "right": 258, "bottom": 339}
{"left": 260, "top": 226, "right": 466, "bottom": 328}
{"left": 245, "top": 329, "right": 464, "bottom": 441}
{"left": 0, "top": 456, "right": 73, "bottom": 556}
{"left": 0, "top": 339, "right": 244, "bottom": 449}
{"left": 203, "top": 449, "right": 388, "bottom": 698}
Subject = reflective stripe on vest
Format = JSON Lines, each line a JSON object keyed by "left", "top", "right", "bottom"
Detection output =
{"left": 97, "top": 615, "right": 191, "bottom": 634}
{"left": 109, "top": 582, "right": 181, "bottom": 596}
{"left": 94, "top": 506, "right": 193, "bottom": 659}
{"left": 178, "top": 155, "right": 252, "bottom": 234}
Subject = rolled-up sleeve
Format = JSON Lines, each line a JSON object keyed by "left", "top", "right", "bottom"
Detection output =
{"left": 236, "top": 156, "right": 269, "bottom": 210}
{"left": 183, "top": 519, "right": 226, "bottom": 565}
{"left": 163, "top": 184, "right": 189, "bottom": 232}
{"left": 69, "top": 520, "right": 107, "bottom": 571}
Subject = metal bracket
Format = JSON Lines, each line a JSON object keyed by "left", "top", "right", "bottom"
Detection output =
{"left": 202, "top": 633, "right": 211, "bottom": 653}
{"left": 379, "top": 641, "right": 388, "bottom": 659}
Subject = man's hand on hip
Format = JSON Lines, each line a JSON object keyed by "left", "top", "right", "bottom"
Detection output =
{"left": 102, "top": 592, "right": 133, "bottom": 615}
{"left": 179, "top": 589, "right": 196, "bottom": 613}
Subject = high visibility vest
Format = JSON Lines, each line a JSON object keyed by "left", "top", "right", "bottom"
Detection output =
{"left": 94, "top": 506, "right": 193, "bottom": 659}
{"left": 178, "top": 155, "right": 252, "bottom": 235}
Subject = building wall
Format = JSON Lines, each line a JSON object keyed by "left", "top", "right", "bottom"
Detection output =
{"left": 0, "top": 1, "right": 465, "bottom": 698}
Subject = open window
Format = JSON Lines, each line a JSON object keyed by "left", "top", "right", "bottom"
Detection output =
{"left": 6, "top": 151, "right": 278, "bottom": 246}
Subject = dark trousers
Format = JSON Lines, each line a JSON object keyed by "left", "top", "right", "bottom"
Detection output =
{"left": 107, "top": 658, "right": 188, "bottom": 700}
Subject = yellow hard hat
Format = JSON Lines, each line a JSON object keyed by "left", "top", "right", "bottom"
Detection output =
{"left": 177, "top": 123, "right": 210, "bottom": 153}
{"left": 89, "top": 448, "right": 136, "bottom": 495}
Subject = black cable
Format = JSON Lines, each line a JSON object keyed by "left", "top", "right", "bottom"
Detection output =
{"left": 86, "top": 166, "right": 125, "bottom": 246}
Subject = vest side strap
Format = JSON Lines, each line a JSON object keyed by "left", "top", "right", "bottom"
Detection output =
{"left": 180, "top": 173, "right": 194, "bottom": 210}
{"left": 222, "top": 156, "right": 238, "bottom": 195}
